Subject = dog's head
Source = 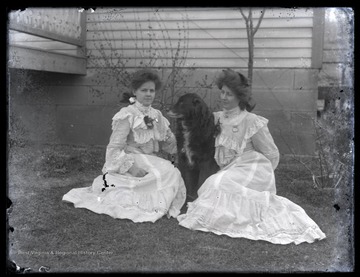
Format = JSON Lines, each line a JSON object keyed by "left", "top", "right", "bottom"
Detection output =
{"left": 168, "top": 93, "right": 209, "bottom": 119}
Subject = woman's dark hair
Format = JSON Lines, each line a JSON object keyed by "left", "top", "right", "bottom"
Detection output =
{"left": 215, "top": 68, "right": 255, "bottom": 111}
{"left": 121, "top": 69, "right": 162, "bottom": 104}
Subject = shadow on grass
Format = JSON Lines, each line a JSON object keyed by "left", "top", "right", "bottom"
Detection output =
{"left": 7, "top": 144, "right": 354, "bottom": 273}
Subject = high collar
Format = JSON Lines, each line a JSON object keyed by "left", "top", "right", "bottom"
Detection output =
{"left": 134, "top": 100, "right": 151, "bottom": 114}
{"left": 223, "top": 106, "right": 242, "bottom": 118}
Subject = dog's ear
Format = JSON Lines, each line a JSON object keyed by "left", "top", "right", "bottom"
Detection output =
{"left": 193, "top": 97, "right": 209, "bottom": 118}
{"left": 192, "top": 97, "right": 201, "bottom": 106}
{"left": 192, "top": 97, "right": 204, "bottom": 114}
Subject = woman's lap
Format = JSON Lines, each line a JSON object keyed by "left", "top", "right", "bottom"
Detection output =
{"left": 199, "top": 151, "right": 276, "bottom": 195}
{"left": 63, "top": 153, "right": 186, "bottom": 222}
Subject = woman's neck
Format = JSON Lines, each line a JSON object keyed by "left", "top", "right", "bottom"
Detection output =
{"left": 223, "top": 106, "right": 242, "bottom": 118}
{"left": 135, "top": 100, "right": 151, "bottom": 109}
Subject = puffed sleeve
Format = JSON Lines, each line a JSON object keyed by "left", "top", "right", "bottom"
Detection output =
{"left": 102, "top": 118, "right": 135, "bottom": 174}
{"left": 251, "top": 126, "right": 280, "bottom": 170}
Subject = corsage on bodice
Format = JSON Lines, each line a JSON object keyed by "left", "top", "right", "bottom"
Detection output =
{"left": 112, "top": 101, "right": 171, "bottom": 151}
{"left": 102, "top": 101, "right": 176, "bottom": 175}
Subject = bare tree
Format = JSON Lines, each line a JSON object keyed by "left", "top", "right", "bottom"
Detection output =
{"left": 239, "top": 8, "right": 266, "bottom": 92}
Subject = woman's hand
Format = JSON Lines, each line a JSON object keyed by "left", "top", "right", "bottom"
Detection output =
{"left": 127, "top": 164, "right": 148, "bottom": 177}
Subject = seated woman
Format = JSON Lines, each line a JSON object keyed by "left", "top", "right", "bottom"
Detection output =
{"left": 177, "top": 69, "right": 326, "bottom": 244}
{"left": 63, "top": 69, "right": 186, "bottom": 223}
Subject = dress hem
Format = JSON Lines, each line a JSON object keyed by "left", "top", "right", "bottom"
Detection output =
{"left": 177, "top": 215, "right": 326, "bottom": 245}
{"left": 63, "top": 193, "right": 180, "bottom": 223}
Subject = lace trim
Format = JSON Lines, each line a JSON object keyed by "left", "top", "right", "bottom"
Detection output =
{"left": 97, "top": 180, "right": 185, "bottom": 217}
{"left": 240, "top": 115, "right": 268, "bottom": 155}
{"left": 180, "top": 215, "right": 326, "bottom": 245}
{"left": 178, "top": 188, "right": 326, "bottom": 244}
{"left": 119, "top": 155, "right": 135, "bottom": 174}
{"left": 103, "top": 150, "right": 135, "bottom": 174}
{"left": 214, "top": 114, "right": 268, "bottom": 167}
{"left": 215, "top": 114, "right": 268, "bottom": 154}
{"left": 160, "top": 131, "right": 177, "bottom": 154}
{"left": 112, "top": 106, "right": 171, "bottom": 144}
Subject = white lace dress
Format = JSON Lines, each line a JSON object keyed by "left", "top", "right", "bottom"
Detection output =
{"left": 62, "top": 101, "right": 186, "bottom": 223}
{"left": 177, "top": 107, "right": 326, "bottom": 244}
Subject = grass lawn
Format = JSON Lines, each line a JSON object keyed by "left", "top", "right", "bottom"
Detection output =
{"left": 7, "top": 143, "right": 354, "bottom": 273}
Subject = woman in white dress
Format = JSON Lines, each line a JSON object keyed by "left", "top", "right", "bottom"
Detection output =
{"left": 63, "top": 69, "right": 186, "bottom": 223}
{"left": 177, "top": 69, "right": 326, "bottom": 244}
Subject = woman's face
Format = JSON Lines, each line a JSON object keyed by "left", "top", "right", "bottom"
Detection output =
{"left": 220, "top": 85, "right": 240, "bottom": 110}
{"left": 134, "top": 81, "right": 156, "bottom": 107}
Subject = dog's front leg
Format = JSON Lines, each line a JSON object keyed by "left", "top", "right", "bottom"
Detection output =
{"left": 178, "top": 159, "right": 199, "bottom": 201}
{"left": 197, "top": 159, "right": 220, "bottom": 191}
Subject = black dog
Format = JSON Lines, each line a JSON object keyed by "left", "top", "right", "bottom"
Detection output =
{"left": 168, "top": 93, "right": 220, "bottom": 201}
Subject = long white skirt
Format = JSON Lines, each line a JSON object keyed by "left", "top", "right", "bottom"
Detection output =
{"left": 177, "top": 150, "right": 326, "bottom": 244}
{"left": 63, "top": 153, "right": 186, "bottom": 223}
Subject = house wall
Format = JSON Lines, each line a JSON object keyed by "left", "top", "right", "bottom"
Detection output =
{"left": 85, "top": 8, "right": 314, "bottom": 68}
{"left": 318, "top": 8, "right": 353, "bottom": 115}
{"left": 9, "top": 7, "right": 341, "bottom": 156}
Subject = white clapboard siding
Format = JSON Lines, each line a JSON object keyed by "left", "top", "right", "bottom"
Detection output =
{"left": 86, "top": 7, "right": 316, "bottom": 69}
{"left": 87, "top": 38, "right": 313, "bottom": 50}
{"left": 88, "top": 57, "right": 311, "bottom": 68}
{"left": 9, "top": 33, "right": 79, "bottom": 48}
{"left": 86, "top": 18, "right": 314, "bottom": 31}
{"left": 9, "top": 30, "right": 50, "bottom": 41}
{"left": 10, "top": 40, "right": 79, "bottom": 50}
{"left": 8, "top": 8, "right": 87, "bottom": 74}
{"left": 88, "top": 48, "right": 312, "bottom": 59}
{"left": 87, "top": 8, "right": 313, "bottom": 21}
{"left": 9, "top": 31, "right": 79, "bottom": 52}
{"left": 9, "top": 8, "right": 83, "bottom": 41}
{"left": 86, "top": 28, "right": 312, "bottom": 40}
{"left": 47, "top": 49, "right": 79, "bottom": 55}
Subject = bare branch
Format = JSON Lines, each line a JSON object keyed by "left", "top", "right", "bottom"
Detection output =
{"left": 240, "top": 8, "right": 251, "bottom": 38}
{"left": 239, "top": 8, "right": 249, "bottom": 22}
{"left": 253, "top": 9, "right": 266, "bottom": 36}
{"left": 249, "top": 8, "right": 254, "bottom": 34}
